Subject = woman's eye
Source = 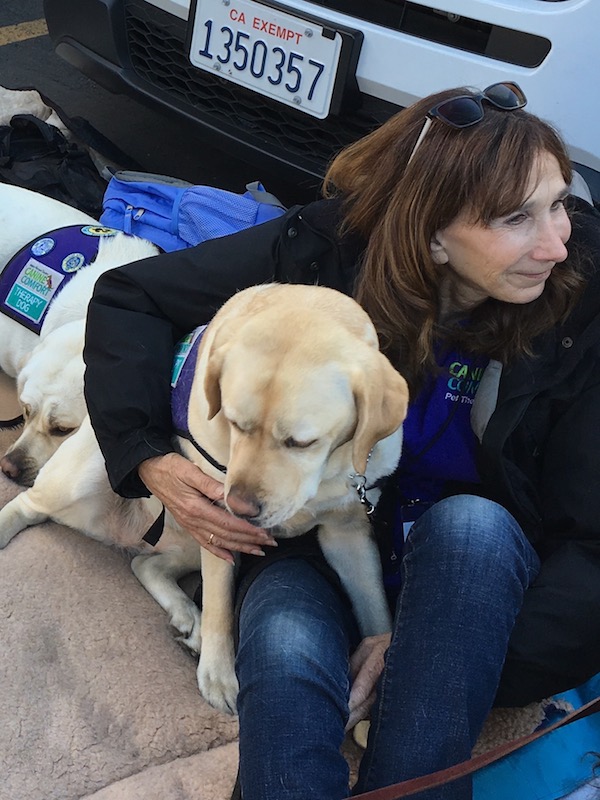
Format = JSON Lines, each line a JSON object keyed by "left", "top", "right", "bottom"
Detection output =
{"left": 505, "top": 212, "right": 527, "bottom": 226}
{"left": 551, "top": 197, "right": 567, "bottom": 211}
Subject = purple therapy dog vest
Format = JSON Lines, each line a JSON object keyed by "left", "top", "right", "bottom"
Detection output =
{"left": 170, "top": 324, "right": 227, "bottom": 476}
{"left": 171, "top": 325, "right": 208, "bottom": 441}
{"left": 0, "top": 224, "right": 120, "bottom": 334}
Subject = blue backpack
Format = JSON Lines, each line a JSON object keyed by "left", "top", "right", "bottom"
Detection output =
{"left": 100, "top": 170, "right": 287, "bottom": 252}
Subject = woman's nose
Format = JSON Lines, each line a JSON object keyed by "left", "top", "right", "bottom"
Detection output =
{"left": 532, "top": 213, "right": 570, "bottom": 263}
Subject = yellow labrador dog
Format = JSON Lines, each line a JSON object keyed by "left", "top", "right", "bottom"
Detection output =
{"left": 0, "top": 283, "right": 408, "bottom": 713}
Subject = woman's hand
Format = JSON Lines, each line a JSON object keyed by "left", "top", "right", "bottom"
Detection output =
{"left": 346, "top": 632, "right": 391, "bottom": 732}
{"left": 138, "top": 452, "right": 277, "bottom": 563}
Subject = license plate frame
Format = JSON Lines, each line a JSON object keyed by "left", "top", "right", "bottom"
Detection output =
{"left": 187, "top": 0, "right": 362, "bottom": 119}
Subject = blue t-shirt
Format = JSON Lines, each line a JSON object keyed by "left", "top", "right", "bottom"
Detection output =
{"left": 383, "top": 348, "right": 489, "bottom": 593}
{"left": 398, "top": 350, "right": 489, "bottom": 503}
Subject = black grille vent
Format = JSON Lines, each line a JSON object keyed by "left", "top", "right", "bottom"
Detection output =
{"left": 309, "top": 1, "right": 551, "bottom": 68}
{"left": 124, "top": 0, "right": 400, "bottom": 178}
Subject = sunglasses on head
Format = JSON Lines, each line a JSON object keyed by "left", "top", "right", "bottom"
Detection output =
{"left": 407, "top": 82, "right": 527, "bottom": 165}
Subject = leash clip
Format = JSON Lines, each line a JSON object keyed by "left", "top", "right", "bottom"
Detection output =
{"left": 349, "top": 473, "right": 375, "bottom": 516}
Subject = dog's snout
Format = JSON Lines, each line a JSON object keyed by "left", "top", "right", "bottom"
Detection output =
{"left": 226, "top": 485, "right": 262, "bottom": 520}
{"left": 0, "top": 452, "right": 37, "bottom": 486}
{"left": 0, "top": 454, "right": 21, "bottom": 482}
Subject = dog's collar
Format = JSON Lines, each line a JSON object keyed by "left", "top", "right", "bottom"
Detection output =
{"left": 176, "top": 432, "right": 227, "bottom": 475}
{"left": 0, "top": 224, "right": 120, "bottom": 334}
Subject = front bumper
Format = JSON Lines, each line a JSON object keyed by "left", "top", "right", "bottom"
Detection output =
{"left": 44, "top": 0, "right": 401, "bottom": 185}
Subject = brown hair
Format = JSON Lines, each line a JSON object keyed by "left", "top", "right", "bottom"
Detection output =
{"left": 323, "top": 86, "right": 584, "bottom": 390}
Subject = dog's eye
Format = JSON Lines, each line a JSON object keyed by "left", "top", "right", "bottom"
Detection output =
{"left": 50, "top": 426, "right": 76, "bottom": 437}
{"left": 283, "top": 437, "right": 317, "bottom": 449}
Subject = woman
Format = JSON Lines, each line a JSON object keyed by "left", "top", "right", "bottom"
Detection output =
{"left": 83, "top": 83, "right": 600, "bottom": 799}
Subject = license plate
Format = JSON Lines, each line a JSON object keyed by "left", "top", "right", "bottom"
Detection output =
{"left": 188, "top": 0, "right": 344, "bottom": 119}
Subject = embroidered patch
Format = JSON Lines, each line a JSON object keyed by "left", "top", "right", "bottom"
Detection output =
{"left": 62, "top": 253, "right": 86, "bottom": 272}
{"left": 2, "top": 259, "right": 66, "bottom": 328}
{"left": 31, "top": 237, "right": 55, "bottom": 257}
{"left": 0, "top": 225, "right": 120, "bottom": 334}
{"left": 81, "top": 225, "right": 120, "bottom": 237}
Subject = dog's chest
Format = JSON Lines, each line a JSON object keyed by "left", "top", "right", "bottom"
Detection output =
{"left": 0, "top": 224, "right": 119, "bottom": 333}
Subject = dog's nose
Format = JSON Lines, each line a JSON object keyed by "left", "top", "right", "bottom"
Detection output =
{"left": 0, "top": 455, "right": 21, "bottom": 482}
{"left": 226, "top": 485, "right": 262, "bottom": 520}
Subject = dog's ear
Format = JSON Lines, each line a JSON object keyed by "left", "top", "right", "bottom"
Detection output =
{"left": 351, "top": 353, "right": 409, "bottom": 474}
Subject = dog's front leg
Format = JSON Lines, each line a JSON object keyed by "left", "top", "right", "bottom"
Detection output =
{"left": 197, "top": 549, "right": 238, "bottom": 714}
{"left": 318, "top": 515, "right": 392, "bottom": 638}
{"left": 0, "top": 490, "right": 50, "bottom": 549}
{"left": 131, "top": 531, "right": 204, "bottom": 653}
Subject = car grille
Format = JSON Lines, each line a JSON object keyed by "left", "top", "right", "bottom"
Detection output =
{"left": 123, "top": 0, "right": 401, "bottom": 178}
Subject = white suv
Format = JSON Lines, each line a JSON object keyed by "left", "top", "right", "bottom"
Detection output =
{"left": 44, "top": 0, "right": 600, "bottom": 199}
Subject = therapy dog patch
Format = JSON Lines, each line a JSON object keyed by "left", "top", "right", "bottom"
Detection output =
{"left": 0, "top": 225, "right": 119, "bottom": 334}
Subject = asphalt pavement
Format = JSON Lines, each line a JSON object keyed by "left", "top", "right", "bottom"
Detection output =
{"left": 0, "top": 0, "right": 307, "bottom": 206}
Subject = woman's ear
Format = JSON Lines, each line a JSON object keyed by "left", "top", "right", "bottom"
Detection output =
{"left": 430, "top": 232, "right": 449, "bottom": 265}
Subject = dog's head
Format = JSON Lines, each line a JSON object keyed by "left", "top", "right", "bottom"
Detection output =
{"left": 196, "top": 284, "right": 408, "bottom": 529}
{"left": 0, "top": 320, "right": 87, "bottom": 486}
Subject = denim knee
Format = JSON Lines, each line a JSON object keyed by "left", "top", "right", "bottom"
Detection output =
{"left": 239, "top": 600, "right": 347, "bottom": 685}
{"left": 408, "top": 494, "right": 539, "bottom": 584}
{"left": 236, "top": 559, "right": 355, "bottom": 708}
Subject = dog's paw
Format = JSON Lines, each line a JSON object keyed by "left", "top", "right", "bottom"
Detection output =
{"left": 197, "top": 636, "right": 239, "bottom": 715}
{"left": 170, "top": 601, "right": 202, "bottom": 654}
{"left": 0, "top": 531, "right": 17, "bottom": 550}
{"left": 0, "top": 510, "right": 26, "bottom": 549}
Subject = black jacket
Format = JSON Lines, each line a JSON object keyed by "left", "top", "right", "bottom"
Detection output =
{"left": 84, "top": 196, "right": 600, "bottom": 706}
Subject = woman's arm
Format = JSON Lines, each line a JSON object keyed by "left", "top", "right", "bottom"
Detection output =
{"left": 497, "top": 361, "right": 600, "bottom": 705}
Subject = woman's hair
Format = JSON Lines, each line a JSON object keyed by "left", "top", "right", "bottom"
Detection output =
{"left": 323, "top": 86, "right": 585, "bottom": 389}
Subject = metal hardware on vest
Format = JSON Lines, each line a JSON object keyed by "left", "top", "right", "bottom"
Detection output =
{"left": 349, "top": 473, "right": 375, "bottom": 515}
{"left": 287, "top": 226, "right": 298, "bottom": 238}
{"left": 561, "top": 336, "right": 574, "bottom": 348}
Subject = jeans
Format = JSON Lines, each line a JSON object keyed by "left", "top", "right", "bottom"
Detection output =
{"left": 236, "top": 495, "right": 541, "bottom": 800}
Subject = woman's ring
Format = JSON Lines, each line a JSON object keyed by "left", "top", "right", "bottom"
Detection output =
{"left": 208, "top": 532, "right": 215, "bottom": 546}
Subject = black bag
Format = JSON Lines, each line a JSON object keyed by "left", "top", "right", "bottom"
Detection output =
{"left": 0, "top": 114, "right": 112, "bottom": 217}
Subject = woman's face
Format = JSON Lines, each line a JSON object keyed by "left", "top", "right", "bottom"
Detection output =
{"left": 432, "top": 152, "right": 572, "bottom": 314}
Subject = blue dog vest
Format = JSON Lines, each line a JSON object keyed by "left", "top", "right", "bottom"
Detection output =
{"left": 0, "top": 224, "right": 120, "bottom": 334}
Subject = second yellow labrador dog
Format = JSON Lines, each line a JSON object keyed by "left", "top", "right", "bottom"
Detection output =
{"left": 0, "top": 283, "right": 408, "bottom": 713}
